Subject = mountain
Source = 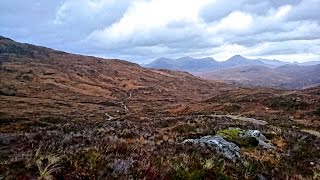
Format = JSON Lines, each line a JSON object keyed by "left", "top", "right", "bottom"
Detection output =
{"left": 201, "top": 64, "right": 320, "bottom": 89}
{"left": 257, "top": 58, "right": 290, "bottom": 67}
{"left": 146, "top": 55, "right": 319, "bottom": 89}
{"left": 146, "top": 55, "right": 279, "bottom": 73}
{"left": 298, "top": 60, "right": 320, "bottom": 66}
{"left": 222, "top": 55, "right": 264, "bottom": 67}
{"left": 145, "top": 56, "right": 219, "bottom": 72}
{"left": 1, "top": 36, "right": 320, "bottom": 179}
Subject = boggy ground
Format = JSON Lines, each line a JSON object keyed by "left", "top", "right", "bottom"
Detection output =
{"left": 0, "top": 36, "right": 320, "bottom": 179}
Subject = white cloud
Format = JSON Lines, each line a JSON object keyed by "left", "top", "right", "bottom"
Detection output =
{"left": 1, "top": 0, "right": 320, "bottom": 63}
{"left": 88, "top": 0, "right": 211, "bottom": 45}
{"left": 213, "top": 11, "right": 253, "bottom": 33}
{"left": 274, "top": 5, "right": 292, "bottom": 19}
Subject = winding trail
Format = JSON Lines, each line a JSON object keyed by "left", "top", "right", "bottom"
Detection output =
{"left": 199, "top": 114, "right": 268, "bottom": 125}
{"left": 301, "top": 129, "right": 320, "bottom": 137}
{"left": 105, "top": 92, "right": 132, "bottom": 120}
{"left": 105, "top": 113, "right": 119, "bottom": 121}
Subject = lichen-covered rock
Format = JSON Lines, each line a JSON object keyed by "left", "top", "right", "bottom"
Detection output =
{"left": 217, "top": 128, "right": 259, "bottom": 147}
{"left": 183, "top": 128, "right": 275, "bottom": 161}
{"left": 243, "top": 130, "right": 267, "bottom": 142}
{"left": 183, "top": 135, "right": 240, "bottom": 161}
{"left": 217, "top": 128, "right": 275, "bottom": 149}
{"left": 242, "top": 130, "right": 275, "bottom": 149}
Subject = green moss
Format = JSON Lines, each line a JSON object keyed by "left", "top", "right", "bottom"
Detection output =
{"left": 217, "top": 128, "right": 259, "bottom": 147}
{"left": 217, "top": 128, "right": 242, "bottom": 140}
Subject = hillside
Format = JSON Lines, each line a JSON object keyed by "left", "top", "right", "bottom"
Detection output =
{"left": 201, "top": 64, "right": 320, "bottom": 89}
{"left": 1, "top": 36, "right": 231, "bottom": 120}
{"left": 145, "top": 56, "right": 219, "bottom": 72}
{"left": 0, "top": 36, "right": 320, "bottom": 179}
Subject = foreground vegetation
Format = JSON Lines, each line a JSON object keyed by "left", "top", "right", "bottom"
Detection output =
{"left": 1, "top": 112, "right": 319, "bottom": 179}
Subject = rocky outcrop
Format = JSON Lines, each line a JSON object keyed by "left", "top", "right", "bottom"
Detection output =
{"left": 183, "top": 135, "right": 240, "bottom": 161}
{"left": 243, "top": 130, "right": 275, "bottom": 149}
{"left": 183, "top": 128, "right": 274, "bottom": 160}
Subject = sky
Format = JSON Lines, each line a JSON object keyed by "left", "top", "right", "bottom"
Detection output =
{"left": 1, "top": 0, "right": 320, "bottom": 64}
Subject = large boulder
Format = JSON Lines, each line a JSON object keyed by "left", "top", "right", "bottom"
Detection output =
{"left": 217, "top": 128, "right": 275, "bottom": 149}
{"left": 183, "top": 135, "right": 240, "bottom": 161}
{"left": 183, "top": 128, "right": 275, "bottom": 161}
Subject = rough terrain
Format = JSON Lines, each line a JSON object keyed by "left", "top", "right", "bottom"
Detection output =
{"left": 1, "top": 36, "right": 320, "bottom": 179}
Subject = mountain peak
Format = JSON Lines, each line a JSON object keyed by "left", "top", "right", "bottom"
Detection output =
{"left": 201, "top": 57, "right": 215, "bottom": 61}
{"left": 157, "top": 57, "right": 170, "bottom": 60}
{"left": 228, "top": 55, "right": 246, "bottom": 60}
{"left": 177, "top": 56, "right": 194, "bottom": 60}
{"left": 233, "top": 55, "right": 243, "bottom": 58}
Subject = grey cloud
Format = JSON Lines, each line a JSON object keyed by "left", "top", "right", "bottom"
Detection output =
{"left": 0, "top": 0, "right": 61, "bottom": 42}
{"left": 286, "top": 0, "right": 320, "bottom": 22}
{"left": 199, "top": 0, "right": 301, "bottom": 23}
{"left": 0, "top": 0, "right": 319, "bottom": 63}
{"left": 200, "top": 0, "right": 247, "bottom": 22}
{"left": 54, "top": 0, "right": 131, "bottom": 31}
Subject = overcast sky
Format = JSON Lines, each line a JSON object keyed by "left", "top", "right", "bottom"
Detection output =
{"left": 1, "top": 0, "right": 320, "bottom": 63}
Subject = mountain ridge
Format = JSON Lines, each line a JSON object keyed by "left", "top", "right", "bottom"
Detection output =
{"left": 145, "top": 55, "right": 320, "bottom": 73}
{"left": 146, "top": 54, "right": 320, "bottom": 89}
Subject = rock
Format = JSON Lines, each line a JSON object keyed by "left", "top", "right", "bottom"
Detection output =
{"left": 243, "top": 130, "right": 267, "bottom": 141}
{"left": 242, "top": 129, "right": 275, "bottom": 149}
{"left": 183, "top": 135, "right": 240, "bottom": 161}
{"left": 257, "top": 140, "right": 275, "bottom": 149}
{"left": 183, "top": 128, "right": 275, "bottom": 161}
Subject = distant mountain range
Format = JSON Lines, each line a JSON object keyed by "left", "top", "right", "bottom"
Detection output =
{"left": 145, "top": 55, "right": 320, "bottom": 73}
{"left": 145, "top": 55, "right": 320, "bottom": 89}
{"left": 200, "top": 64, "right": 320, "bottom": 89}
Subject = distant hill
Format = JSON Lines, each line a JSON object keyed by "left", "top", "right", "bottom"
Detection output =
{"left": 297, "top": 61, "right": 320, "bottom": 66}
{"left": 200, "top": 64, "right": 320, "bottom": 89}
{"left": 145, "top": 55, "right": 318, "bottom": 73}
{"left": 0, "top": 35, "right": 229, "bottom": 119}
{"left": 146, "top": 55, "right": 320, "bottom": 89}
{"left": 145, "top": 56, "right": 219, "bottom": 72}
{"left": 257, "top": 58, "right": 289, "bottom": 67}
{"left": 221, "top": 55, "right": 264, "bottom": 67}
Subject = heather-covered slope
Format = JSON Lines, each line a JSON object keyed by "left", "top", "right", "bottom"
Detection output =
{"left": 1, "top": 36, "right": 319, "bottom": 179}
{"left": 0, "top": 36, "right": 229, "bottom": 120}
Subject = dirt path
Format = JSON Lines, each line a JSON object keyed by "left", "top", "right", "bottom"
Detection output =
{"left": 301, "top": 129, "right": 320, "bottom": 137}
{"left": 208, "top": 115, "right": 268, "bottom": 125}
{"left": 105, "top": 113, "right": 120, "bottom": 121}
